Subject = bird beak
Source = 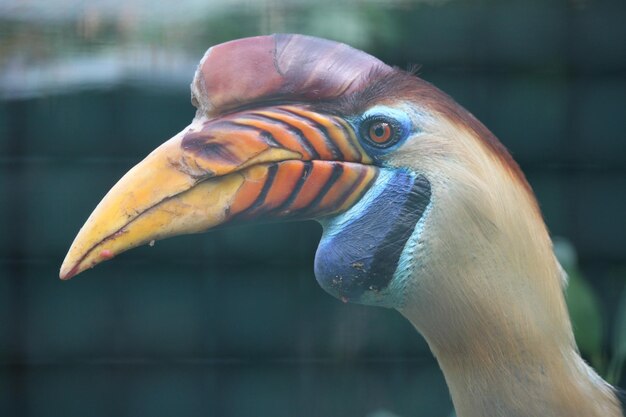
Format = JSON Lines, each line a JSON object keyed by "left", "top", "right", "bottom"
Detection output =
{"left": 60, "top": 105, "right": 377, "bottom": 280}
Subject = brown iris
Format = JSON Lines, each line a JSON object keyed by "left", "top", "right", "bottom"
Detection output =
{"left": 369, "top": 121, "right": 393, "bottom": 144}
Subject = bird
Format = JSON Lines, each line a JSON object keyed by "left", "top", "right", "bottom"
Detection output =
{"left": 59, "top": 34, "right": 623, "bottom": 417}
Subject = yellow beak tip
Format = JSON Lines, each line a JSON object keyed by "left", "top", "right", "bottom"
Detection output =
{"left": 60, "top": 248, "right": 117, "bottom": 280}
{"left": 59, "top": 265, "right": 78, "bottom": 280}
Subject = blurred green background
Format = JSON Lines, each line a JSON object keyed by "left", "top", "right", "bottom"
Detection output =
{"left": 1, "top": 0, "right": 625, "bottom": 416}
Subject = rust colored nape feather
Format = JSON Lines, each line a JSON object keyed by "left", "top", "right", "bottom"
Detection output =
{"left": 410, "top": 77, "right": 535, "bottom": 196}
{"left": 192, "top": 34, "right": 393, "bottom": 116}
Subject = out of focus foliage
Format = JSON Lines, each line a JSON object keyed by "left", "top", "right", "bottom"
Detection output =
{"left": 610, "top": 279, "right": 626, "bottom": 384}
{"left": 557, "top": 238, "right": 626, "bottom": 384}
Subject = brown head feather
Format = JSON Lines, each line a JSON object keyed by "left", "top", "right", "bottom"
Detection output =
{"left": 392, "top": 72, "right": 534, "bottom": 196}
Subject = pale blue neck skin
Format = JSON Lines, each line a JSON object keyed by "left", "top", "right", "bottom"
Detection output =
{"left": 384, "top": 194, "right": 432, "bottom": 308}
{"left": 314, "top": 169, "right": 432, "bottom": 308}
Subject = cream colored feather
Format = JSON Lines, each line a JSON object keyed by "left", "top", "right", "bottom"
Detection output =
{"left": 387, "top": 104, "right": 622, "bottom": 417}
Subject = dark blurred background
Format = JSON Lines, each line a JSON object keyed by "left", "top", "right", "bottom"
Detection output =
{"left": 1, "top": 0, "right": 625, "bottom": 416}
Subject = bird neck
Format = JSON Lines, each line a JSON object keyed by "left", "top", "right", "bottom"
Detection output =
{"left": 401, "top": 266, "right": 622, "bottom": 417}
{"left": 396, "top": 178, "right": 622, "bottom": 417}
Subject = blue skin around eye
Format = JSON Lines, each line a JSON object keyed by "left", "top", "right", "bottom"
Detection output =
{"left": 350, "top": 106, "right": 414, "bottom": 160}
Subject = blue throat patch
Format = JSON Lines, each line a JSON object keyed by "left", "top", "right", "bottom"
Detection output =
{"left": 314, "top": 169, "right": 431, "bottom": 305}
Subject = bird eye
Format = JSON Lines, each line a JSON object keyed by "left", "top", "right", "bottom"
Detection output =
{"left": 361, "top": 116, "right": 400, "bottom": 148}
{"left": 369, "top": 121, "right": 392, "bottom": 143}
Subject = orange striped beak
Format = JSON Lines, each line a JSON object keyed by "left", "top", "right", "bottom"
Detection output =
{"left": 60, "top": 105, "right": 378, "bottom": 280}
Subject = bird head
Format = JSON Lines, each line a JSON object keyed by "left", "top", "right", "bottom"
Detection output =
{"left": 60, "top": 34, "right": 548, "bottom": 315}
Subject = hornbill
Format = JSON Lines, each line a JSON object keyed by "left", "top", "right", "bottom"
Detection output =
{"left": 60, "top": 34, "right": 623, "bottom": 417}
